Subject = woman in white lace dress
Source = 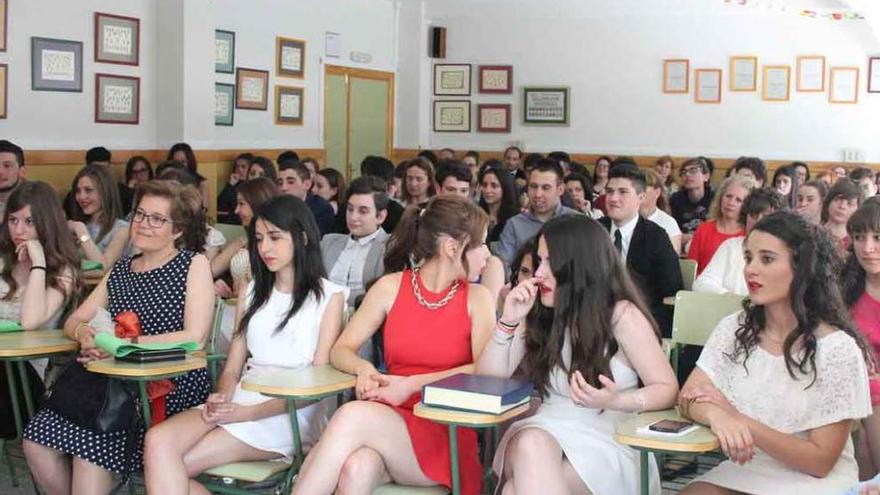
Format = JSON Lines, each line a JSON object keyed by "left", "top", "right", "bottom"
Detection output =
{"left": 680, "top": 211, "right": 874, "bottom": 495}
{"left": 477, "top": 215, "right": 678, "bottom": 495}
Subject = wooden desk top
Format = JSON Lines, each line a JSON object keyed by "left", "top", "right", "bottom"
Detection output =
{"left": 86, "top": 355, "right": 206, "bottom": 378}
{"left": 241, "top": 364, "right": 355, "bottom": 398}
{"left": 0, "top": 329, "right": 78, "bottom": 357}
{"left": 614, "top": 409, "right": 719, "bottom": 453}
{"left": 414, "top": 401, "right": 530, "bottom": 427}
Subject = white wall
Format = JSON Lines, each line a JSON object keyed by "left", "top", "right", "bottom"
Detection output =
{"left": 410, "top": 0, "right": 880, "bottom": 162}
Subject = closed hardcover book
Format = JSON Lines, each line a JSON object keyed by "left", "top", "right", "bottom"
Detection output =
{"left": 422, "top": 373, "right": 533, "bottom": 414}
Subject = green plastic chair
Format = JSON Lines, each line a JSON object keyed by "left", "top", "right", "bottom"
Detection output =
{"left": 206, "top": 297, "right": 228, "bottom": 387}
{"left": 669, "top": 290, "right": 744, "bottom": 374}
{"left": 215, "top": 223, "right": 247, "bottom": 244}
{"left": 679, "top": 259, "right": 698, "bottom": 291}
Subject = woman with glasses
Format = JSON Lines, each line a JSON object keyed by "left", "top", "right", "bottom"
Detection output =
{"left": 24, "top": 180, "right": 215, "bottom": 494}
{"left": 124, "top": 156, "right": 153, "bottom": 189}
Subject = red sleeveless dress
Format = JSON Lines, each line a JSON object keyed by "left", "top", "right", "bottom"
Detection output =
{"left": 383, "top": 269, "right": 481, "bottom": 495}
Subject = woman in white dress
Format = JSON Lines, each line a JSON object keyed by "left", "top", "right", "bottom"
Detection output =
{"left": 477, "top": 215, "right": 678, "bottom": 495}
{"left": 679, "top": 211, "right": 874, "bottom": 495}
{"left": 143, "top": 195, "right": 347, "bottom": 494}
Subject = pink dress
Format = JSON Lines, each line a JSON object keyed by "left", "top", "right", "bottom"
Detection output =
{"left": 851, "top": 291, "right": 880, "bottom": 406}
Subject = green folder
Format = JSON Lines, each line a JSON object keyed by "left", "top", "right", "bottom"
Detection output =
{"left": 94, "top": 333, "right": 198, "bottom": 358}
{"left": 81, "top": 260, "right": 103, "bottom": 272}
{"left": 0, "top": 320, "right": 22, "bottom": 333}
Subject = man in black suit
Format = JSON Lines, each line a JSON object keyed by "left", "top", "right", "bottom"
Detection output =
{"left": 600, "top": 164, "right": 682, "bottom": 336}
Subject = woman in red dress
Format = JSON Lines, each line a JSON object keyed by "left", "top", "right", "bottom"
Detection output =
{"left": 292, "top": 195, "right": 495, "bottom": 495}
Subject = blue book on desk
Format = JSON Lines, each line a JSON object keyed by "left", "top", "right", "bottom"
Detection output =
{"left": 422, "top": 373, "right": 533, "bottom": 415}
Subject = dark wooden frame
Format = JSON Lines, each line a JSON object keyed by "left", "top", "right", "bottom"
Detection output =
{"left": 94, "top": 12, "right": 140, "bottom": 66}
{"left": 522, "top": 86, "right": 570, "bottom": 125}
{"left": 275, "top": 85, "right": 304, "bottom": 125}
{"left": 869, "top": 56, "right": 880, "bottom": 94}
{"left": 31, "top": 37, "right": 84, "bottom": 92}
{"left": 94, "top": 73, "right": 140, "bottom": 125}
{"left": 0, "top": 0, "right": 7, "bottom": 53}
{"left": 478, "top": 65, "right": 513, "bottom": 94}
{"left": 477, "top": 104, "right": 511, "bottom": 133}
{"left": 215, "top": 83, "right": 235, "bottom": 126}
{"left": 235, "top": 68, "right": 269, "bottom": 110}
{"left": 276, "top": 37, "right": 306, "bottom": 79}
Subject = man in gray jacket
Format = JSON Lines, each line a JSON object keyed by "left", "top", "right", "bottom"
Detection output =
{"left": 321, "top": 176, "right": 390, "bottom": 307}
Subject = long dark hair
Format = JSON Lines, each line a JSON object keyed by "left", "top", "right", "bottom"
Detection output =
{"left": 67, "top": 164, "right": 123, "bottom": 244}
{"left": 478, "top": 163, "right": 518, "bottom": 226}
{"left": 772, "top": 164, "right": 799, "bottom": 209}
{"left": 842, "top": 198, "right": 880, "bottom": 307}
{"left": 236, "top": 195, "right": 325, "bottom": 336}
{"left": 734, "top": 211, "right": 873, "bottom": 385}
{"left": 124, "top": 155, "right": 153, "bottom": 184}
{"left": 521, "top": 215, "right": 658, "bottom": 398}
{"left": 0, "top": 182, "right": 83, "bottom": 303}
{"left": 167, "top": 143, "right": 203, "bottom": 182}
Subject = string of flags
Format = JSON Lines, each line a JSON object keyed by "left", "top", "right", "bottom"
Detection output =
{"left": 722, "top": 0, "right": 865, "bottom": 21}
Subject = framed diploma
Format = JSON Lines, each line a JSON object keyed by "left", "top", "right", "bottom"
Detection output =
{"left": 0, "top": 64, "right": 7, "bottom": 119}
{"left": 729, "top": 56, "right": 757, "bottom": 92}
{"left": 276, "top": 37, "right": 305, "bottom": 79}
{"left": 868, "top": 57, "right": 880, "bottom": 94}
{"left": 235, "top": 68, "right": 269, "bottom": 110}
{"left": 434, "top": 64, "right": 472, "bottom": 96}
{"left": 762, "top": 66, "right": 791, "bottom": 102}
{"left": 433, "top": 100, "right": 471, "bottom": 132}
{"left": 95, "top": 73, "right": 140, "bottom": 124}
{"left": 31, "top": 37, "right": 83, "bottom": 92}
{"left": 0, "top": 0, "right": 7, "bottom": 52}
{"left": 796, "top": 56, "right": 825, "bottom": 92}
{"left": 275, "top": 85, "right": 304, "bottom": 126}
{"left": 829, "top": 67, "right": 859, "bottom": 104}
{"left": 215, "top": 30, "right": 235, "bottom": 74}
{"left": 478, "top": 65, "right": 512, "bottom": 94}
{"left": 94, "top": 12, "right": 140, "bottom": 66}
{"left": 694, "top": 69, "right": 721, "bottom": 103}
{"left": 477, "top": 104, "right": 511, "bottom": 133}
{"left": 523, "top": 87, "right": 570, "bottom": 125}
{"left": 215, "top": 83, "right": 234, "bottom": 126}
{"left": 663, "top": 59, "right": 689, "bottom": 93}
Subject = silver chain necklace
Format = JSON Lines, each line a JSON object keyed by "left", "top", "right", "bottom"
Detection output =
{"left": 411, "top": 266, "right": 460, "bottom": 310}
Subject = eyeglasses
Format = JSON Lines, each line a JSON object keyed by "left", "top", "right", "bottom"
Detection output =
{"left": 680, "top": 167, "right": 704, "bottom": 177}
{"left": 132, "top": 209, "right": 172, "bottom": 228}
{"left": 131, "top": 167, "right": 149, "bottom": 174}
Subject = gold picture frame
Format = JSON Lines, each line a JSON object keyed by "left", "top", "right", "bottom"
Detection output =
{"left": 729, "top": 56, "right": 757, "bottom": 92}
{"left": 694, "top": 69, "right": 722, "bottom": 103}
{"left": 829, "top": 67, "right": 860, "bottom": 104}
{"left": 796, "top": 55, "right": 825, "bottom": 92}
{"left": 663, "top": 59, "right": 689, "bottom": 94}
{"left": 276, "top": 37, "right": 305, "bottom": 79}
{"left": 275, "top": 85, "right": 304, "bottom": 126}
{"left": 762, "top": 65, "right": 791, "bottom": 102}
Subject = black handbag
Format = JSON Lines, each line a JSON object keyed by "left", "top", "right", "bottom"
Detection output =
{"left": 43, "top": 362, "right": 138, "bottom": 433}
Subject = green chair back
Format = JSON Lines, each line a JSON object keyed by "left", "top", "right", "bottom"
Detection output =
{"left": 679, "top": 259, "right": 698, "bottom": 291}
{"left": 215, "top": 223, "right": 246, "bottom": 244}
{"left": 671, "top": 290, "right": 744, "bottom": 347}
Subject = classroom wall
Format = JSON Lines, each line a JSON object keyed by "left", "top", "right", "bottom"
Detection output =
{"left": 405, "top": 0, "right": 880, "bottom": 163}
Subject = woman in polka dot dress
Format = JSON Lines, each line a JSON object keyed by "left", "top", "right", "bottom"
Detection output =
{"left": 23, "top": 181, "right": 215, "bottom": 494}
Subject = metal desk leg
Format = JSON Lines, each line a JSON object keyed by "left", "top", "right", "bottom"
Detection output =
{"left": 448, "top": 424, "right": 460, "bottom": 495}
{"left": 138, "top": 382, "right": 152, "bottom": 430}
{"left": 4, "top": 362, "right": 22, "bottom": 438}
{"left": 640, "top": 450, "right": 649, "bottom": 495}
{"left": 281, "top": 398, "right": 303, "bottom": 494}
{"left": 16, "top": 361, "right": 34, "bottom": 418}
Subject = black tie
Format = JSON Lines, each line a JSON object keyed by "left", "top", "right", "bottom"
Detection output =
{"left": 614, "top": 229, "right": 623, "bottom": 254}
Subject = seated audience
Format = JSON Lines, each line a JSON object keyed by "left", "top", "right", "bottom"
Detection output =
{"left": 122, "top": 155, "right": 153, "bottom": 214}
{"left": 436, "top": 160, "right": 473, "bottom": 198}
{"left": 462, "top": 151, "right": 480, "bottom": 187}
{"left": 688, "top": 175, "right": 757, "bottom": 274}
{"left": 679, "top": 211, "right": 872, "bottom": 495}
{"left": 438, "top": 148, "right": 455, "bottom": 161}
{"left": 417, "top": 149, "right": 438, "bottom": 166}
{"left": 655, "top": 155, "right": 679, "bottom": 197}
{"left": 642, "top": 169, "right": 682, "bottom": 254}
{"left": 670, "top": 157, "right": 715, "bottom": 246}
{"left": 732, "top": 156, "right": 768, "bottom": 186}
{"left": 301, "top": 157, "right": 321, "bottom": 178}
{"left": 167, "top": 142, "right": 208, "bottom": 201}
{"left": 817, "top": 170, "right": 837, "bottom": 187}
{"left": 773, "top": 164, "right": 799, "bottom": 208}
{"left": 276, "top": 150, "right": 300, "bottom": 167}
{"left": 340, "top": 155, "right": 403, "bottom": 234}
{"left": 247, "top": 156, "right": 277, "bottom": 181}
{"left": 211, "top": 177, "right": 278, "bottom": 297}
{"left": 792, "top": 161, "right": 811, "bottom": 185}
{"left": 497, "top": 238, "right": 536, "bottom": 311}
{"left": 0, "top": 182, "right": 82, "bottom": 440}
{"left": 693, "top": 187, "right": 784, "bottom": 295}
{"left": 503, "top": 146, "right": 523, "bottom": 176}
{"left": 851, "top": 167, "right": 878, "bottom": 203}
{"left": 216, "top": 153, "right": 253, "bottom": 224}
{"left": 0, "top": 140, "right": 26, "bottom": 218}
{"left": 321, "top": 176, "right": 390, "bottom": 306}
{"left": 291, "top": 196, "right": 494, "bottom": 494}
{"left": 797, "top": 179, "right": 828, "bottom": 225}
{"left": 277, "top": 161, "right": 335, "bottom": 235}
{"left": 842, "top": 198, "right": 880, "bottom": 479}
{"left": 600, "top": 164, "right": 683, "bottom": 336}
{"left": 478, "top": 214, "right": 678, "bottom": 495}
{"left": 65, "top": 164, "right": 130, "bottom": 268}
{"left": 401, "top": 158, "right": 436, "bottom": 207}
{"left": 155, "top": 164, "right": 225, "bottom": 260}
{"left": 564, "top": 172, "right": 603, "bottom": 219}
{"left": 24, "top": 180, "right": 214, "bottom": 493}
{"left": 833, "top": 165, "right": 850, "bottom": 181}
{"left": 591, "top": 155, "right": 612, "bottom": 213}
{"left": 823, "top": 178, "right": 861, "bottom": 258}
{"left": 314, "top": 168, "right": 345, "bottom": 214}
{"left": 144, "top": 195, "right": 347, "bottom": 493}
{"left": 480, "top": 162, "right": 520, "bottom": 243}
{"left": 498, "top": 158, "right": 579, "bottom": 265}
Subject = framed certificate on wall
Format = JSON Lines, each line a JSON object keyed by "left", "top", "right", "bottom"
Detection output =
{"left": 796, "top": 56, "right": 825, "bottom": 92}
{"left": 523, "top": 87, "right": 569, "bottom": 125}
{"left": 762, "top": 65, "right": 791, "bottom": 101}
{"left": 663, "top": 59, "right": 689, "bottom": 93}
{"left": 868, "top": 57, "right": 880, "bottom": 94}
{"left": 694, "top": 69, "right": 721, "bottom": 103}
{"left": 829, "top": 67, "right": 859, "bottom": 104}
{"left": 729, "top": 56, "right": 757, "bottom": 92}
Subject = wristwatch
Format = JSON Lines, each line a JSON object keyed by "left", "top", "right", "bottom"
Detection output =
{"left": 78, "top": 234, "right": 90, "bottom": 245}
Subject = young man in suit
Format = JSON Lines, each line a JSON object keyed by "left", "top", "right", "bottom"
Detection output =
{"left": 600, "top": 163, "right": 683, "bottom": 336}
{"left": 277, "top": 161, "right": 335, "bottom": 235}
{"left": 320, "top": 176, "right": 389, "bottom": 307}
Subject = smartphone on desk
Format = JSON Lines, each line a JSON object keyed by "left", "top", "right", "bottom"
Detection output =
{"left": 648, "top": 419, "right": 694, "bottom": 434}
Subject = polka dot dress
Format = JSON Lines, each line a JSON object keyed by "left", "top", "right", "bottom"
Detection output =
{"left": 24, "top": 250, "right": 209, "bottom": 473}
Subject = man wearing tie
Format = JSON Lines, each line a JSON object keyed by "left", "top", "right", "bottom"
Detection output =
{"left": 599, "top": 163, "right": 682, "bottom": 336}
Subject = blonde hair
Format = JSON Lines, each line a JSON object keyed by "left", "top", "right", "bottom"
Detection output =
{"left": 708, "top": 175, "right": 758, "bottom": 222}
{"left": 644, "top": 169, "right": 670, "bottom": 212}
